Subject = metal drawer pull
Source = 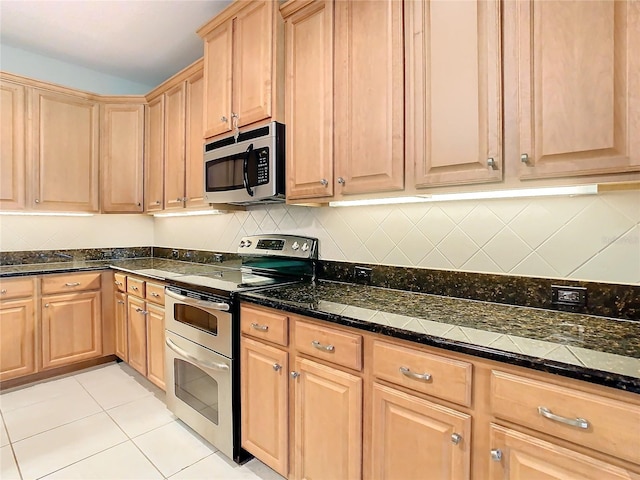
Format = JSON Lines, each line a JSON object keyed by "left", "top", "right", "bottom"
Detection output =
{"left": 166, "top": 338, "right": 229, "bottom": 372}
{"left": 290, "top": 371, "right": 300, "bottom": 379}
{"left": 312, "top": 340, "right": 335, "bottom": 352}
{"left": 399, "top": 366, "right": 432, "bottom": 381}
{"left": 165, "top": 289, "right": 230, "bottom": 311}
{"left": 251, "top": 323, "right": 269, "bottom": 331}
{"left": 114, "top": 281, "right": 122, "bottom": 286}
{"left": 117, "top": 300, "right": 125, "bottom": 304}
{"left": 131, "top": 286, "right": 139, "bottom": 290}
{"left": 273, "top": 363, "right": 282, "bottom": 371}
{"left": 151, "top": 292, "right": 160, "bottom": 297}
{"left": 490, "top": 449, "right": 502, "bottom": 461}
{"left": 451, "top": 433, "right": 462, "bottom": 445}
{"left": 135, "top": 307, "right": 148, "bottom": 315}
{"left": 65, "top": 282, "right": 81, "bottom": 287}
{"left": 0, "top": 289, "right": 6, "bottom": 294}
{"left": 538, "top": 406, "right": 589, "bottom": 429}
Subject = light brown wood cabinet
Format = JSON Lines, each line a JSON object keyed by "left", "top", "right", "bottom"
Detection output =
{"left": 198, "top": 0, "right": 283, "bottom": 140}
{"left": 406, "top": 0, "right": 502, "bottom": 188}
{"left": 0, "top": 277, "right": 36, "bottom": 381}
{"left": 516, "top": 0, "right": 640, "bottom": 180}
{"left": 0, "top": 79, "right": 26, "bottom": 210}
{"left": 114, "top": 291, "right": 128, "bottom": 361}
{"left": 29, "top": 88, "right": 99, "bottom": 212}
{"left": 145, "top": 95, "right": 165, "bottom": 211}
{"left": 184, "top": 69, "right": 207, "bottom": 209}
{"left": 100, "top": 102, "right": 145, "bottom": 213}
{"left": 145, "top": 303, "right": 165, "bottom": 390}
{"left": 40, "top": 273, "right": 103, "bottom": 370}
{"left": 127, "top": 295, "right": 148, "bottom": 375}
{"left": 164, "top": 82, "right": 186, "bottom": 210}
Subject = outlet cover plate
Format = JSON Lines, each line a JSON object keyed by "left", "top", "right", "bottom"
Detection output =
{"left": 551, "top": 285, "right": 587, "bottom": 307}
{"left": 354, "top": 266, "right": 372, "bottom": 284}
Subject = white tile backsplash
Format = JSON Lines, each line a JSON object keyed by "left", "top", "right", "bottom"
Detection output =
{"left": 2, "top": 191, "right": 638, "bottom": 285}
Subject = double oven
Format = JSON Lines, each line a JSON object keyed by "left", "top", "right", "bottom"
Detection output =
{"left": 163, "top": 235, "right": 318, "bottom": 462}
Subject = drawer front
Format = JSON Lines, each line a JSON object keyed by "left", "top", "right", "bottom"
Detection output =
{"left": 0, "top": 277, "right": 35, "bottom": 300}
{"left": 491, "top": 370, "right": 640, "bottom": 464}
{"left": 126, "top": 277, "right": 146, "bottom": 298}
{"left": 114, "top": 273, "right": 127, "bottom": 292}
{"left": 146, "top": 282, "right": 165, "bottom": 305}
{"left": 294, "top": 319, "right": 362, "bottom": 371}
{"left": 372, "top": 340, "right": 472, "bottom": 407}
{"left": 240, "top": 305, "right": 288, "bottom": 346}
{"left": 41, "top": 272, "right": 101, "bottom": 294}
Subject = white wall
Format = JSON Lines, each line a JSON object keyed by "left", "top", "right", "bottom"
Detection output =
{"left": 0, "top": 43, "right": 153, "bottom": 94}
{"left": 154, "top": 190, "right": 640, "bottom": 285}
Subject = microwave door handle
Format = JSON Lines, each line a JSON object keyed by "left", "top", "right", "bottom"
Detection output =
{"left": 243, "top": 143, "right": 255, "bottom": 197}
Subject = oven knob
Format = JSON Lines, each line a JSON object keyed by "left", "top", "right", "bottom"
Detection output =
{"left": 301, "top": 242, "right": 309, "bottom": 252}
{"left": 239, "top": 240, "right": 246, "bottom": 247}
{"left": 245, "top": 240, "right": 252, "bottom": 247}
{"left": 291, "top": 241, "right": 299, "bottom": 251}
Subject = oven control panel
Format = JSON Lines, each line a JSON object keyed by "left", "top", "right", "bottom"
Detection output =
{"left": 237, "top": 234, "right": 318, "bottom": 259}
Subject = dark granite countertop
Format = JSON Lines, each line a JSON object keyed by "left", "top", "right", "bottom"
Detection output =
{"left": 238, "top": 281, "right": 640, "bottom": 393}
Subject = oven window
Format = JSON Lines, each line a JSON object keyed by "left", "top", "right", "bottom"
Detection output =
{"left": 174, "top": 359, "right": 219, "bottom": 425}
{"left": 174, "top": 304, "right": 219, "bottom": 335}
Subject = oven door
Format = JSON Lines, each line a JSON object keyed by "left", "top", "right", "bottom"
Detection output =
{"left": 165, "top": 330, "right": 233, "bottom": 459}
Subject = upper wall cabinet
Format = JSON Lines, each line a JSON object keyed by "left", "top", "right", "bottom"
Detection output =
{"left": 184, "top": 69, "right": 207, "bottom": 209}
{"left": 29, "top": 88, "right": 99, "bottom": 212}
{"left": 282, "top": 0, "right": 334, "bottom": 200}
{"left": 407, "top": 0, "right": 502, "bottom": 188}
{"left": 100, "top": 101, "right": 145, "bottom": 213}
{"left": 145, "top": 95, "right": 165, "bottom": 212}
{"left": 198, "top": 0, "right": 284, "bottom": 140}
{"left": 517, "top": 0, "right": 640, "bottom": 179}
{"left": 0, "top": 79, "right": 25, "bottom": 210}
{"left": 164, "top": 82, "right": 186, "bottom": 210}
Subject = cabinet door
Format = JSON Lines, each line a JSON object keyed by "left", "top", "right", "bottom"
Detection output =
{"left": 293, "top": 358, "right": 362, "bottom": 480}
{"left": 241, "top": 337, "right": 288, "bottom": 476}
{"left": 114, "top": 291, "right": 128, "bottom": 362}
{"left": 164, "top": 83, "right": 186, "bottom": 210}
{"left": 408, "top": 0, "right": 502, "bottom": 187}
{"left": 203, "top": 20, "right": 233, "bottom": 138}
{"left": 127, "top": 295, "right": 147, "bottom": 376}
{"left": 30, "top": 89, "right": 99, "bottom": 211}
{"left": 283, "top": 0, "right": 334, "bottom": 200}
{"left": 233, "top": 0, "right": 273, "bottom": 129}
{"left": 0, "top": 80, "right": 25, "bottom": 210}
{"left": 0, "top": 298, "right": 35, "bottom": 381}
{"left": 146, "top": 303, "right": 165, "bottom": 390}
{"left": 146, "top": 95, "right": 165, "bottom": 211}
{"left": 334, "top": 0, "right": 404, "bottom": 196}
{"left": 185, "top": 69, "right": 207, "bottom": 209}
{"left": 371, "top": 383, "right": 471, "bottom": 480}
{"left": 41, "top": 291, "right": 102, "bottom": 370}
{"left": 100, "top": 103, "right": 144, "bottom": 212}
{"left": 488, "top": 424, "right": 634, "bottom": 480}
{"left": 517, "top": 1, "right": 640, "bottom": 178}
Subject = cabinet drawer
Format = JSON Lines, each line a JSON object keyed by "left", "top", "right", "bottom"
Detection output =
{"left": 240, "top": 305, "right": 288, "bottom": 346}
{"left": 294, "top": 319, "right": 362, "bottom": 371}
{"left": 491, "top": 370, "right": 640, "bottom": 464}
{"left": 0, "top": 277, "right": 35, "bottom": 300}
{"left": 146, "top": 282, "right": 165, "bottom": 305}
{"left": 114, "top": 273, "right": 127, "bottom": 292}
{"left": 127, "top": 277, "right": 146, "bottom": 298}
{"left": 372, "top": 340, "right": 472, "bottom": 407}
{"left": 41, "top": 272, "right": 101, "bottom": 294}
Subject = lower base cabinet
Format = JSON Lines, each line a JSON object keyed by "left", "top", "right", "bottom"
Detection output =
{"left": 0, "top": 297, "right": 36, "bottom": 381}
{"left": 146, "top": 303, "right": 165, "bottom": 390}
{"left": 371, "top": 383, "right": 471, "bottom": 480}
{"left": 114, "top": 291, "right": 128, "bottom": 361}
{"left": 127, "top": 295, "right": 148, "bottom": 376}
{"left": 488, "top": 424, "right": 634, "bottom": 480}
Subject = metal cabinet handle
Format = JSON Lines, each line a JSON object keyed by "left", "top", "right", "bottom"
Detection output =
{"left": 117, "top": 300, "right": 125, "bottom": 304}
{"left": 35, "top": 199, "right": 40, "bottom": 203}
{"left": 487, "top": 157, "right": 497, "bottom": 170}
{"left": 490, "top": 449, "right": 502, "bottom": 461}
{"left": 135, "top": 307, "right": 148, "bottom": 315}
{"left": 273, "top": 363, "right": 282, "bottom": 371}
{"left": 166, "top": 338, "right": 229, "bottom": 372}
{"left": 155, "top": 200, "right": 161, "bottom": 205}
{"left": 65, "top": 282, "right": 81, "bottom": 287}
{"left": 114, "top": 281, "right": 122, "bottom": 286}
{"left": 44, "top": 303, "right": 50, "bottom": 308}
{"left": 320, "top": 178, "right": 328, "bottom": 186}
{"left": 131, "top": 286, "right": 139, "bottom": 291}
{"left": 177, "top": 197, "right": 182, "bottom": 202}
{"left": 337, "top": 177, "right": 345, "bottom": 185}
{"left": 0, "top": 289, "right": 6, "bottom": 294}
{"left": 451, "top": 433, "right": 462, "bottom": 445}
{"left": 151, "top": 292, "right": 160, "bottom": 297}
{"left": 290, "top": 371, "right": 300, "bottom": 379}
{"left": 251, "top": 323, "right": 269, "bottom": 331}
{"left": 165, "top": 289, "right": 229, "bottom": 311}
{"left": 312, "top": 340, "right": 335, "bottom": 352}
{"left": 221, "top": 116, "right": 228, "bottom": 122}
{"left": 521, "top": 153, "right": 529, "bottom": 164}
{"left": 399, "top": 366, "right": 432, "bottom": 382}
{"left": 137, "top": 202, "right": 141, "bottom": 207}
{"left": 538, "top": 406, "right": 589, "bottom": 429}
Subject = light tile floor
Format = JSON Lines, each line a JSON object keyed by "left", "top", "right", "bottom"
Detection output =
{"left": 0, "top": 362, "right": 286, "bottom": 480}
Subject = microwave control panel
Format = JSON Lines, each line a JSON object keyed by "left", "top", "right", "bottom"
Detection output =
{"left": 256, "top": 148, "right": 269, "bottom": 185}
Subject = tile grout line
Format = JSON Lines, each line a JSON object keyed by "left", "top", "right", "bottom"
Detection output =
{"left": 1, "top": 410, "right": 24, "bottom": 480}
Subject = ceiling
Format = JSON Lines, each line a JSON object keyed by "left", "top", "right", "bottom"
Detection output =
{"left": 0, "top": 0, "right": 232, "bottom": 87}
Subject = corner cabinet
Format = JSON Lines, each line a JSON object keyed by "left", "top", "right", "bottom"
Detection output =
{"left": 145, "top": 95, "right": 165, "bottom": 211}
{"left": 198, "top": 0, "right": 283, "bottom": 139}
{"left": 29, "top": 88, "right": 99, "bottom": 212}
{"left": 0, "top": 79, "right": 26, "bottom": 210}
{"left": 516, "top": 0, "right": 640, "bottom": 179}
{"left": 100, "top": 102, "right": 145, "bottom": 212}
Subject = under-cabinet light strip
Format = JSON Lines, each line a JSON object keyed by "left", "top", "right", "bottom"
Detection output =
{"left": 0, "top": 211, "right": 94, "bottom": 217}
{"left": 328, "top": 184, "right": 599, "bottom": 207}
{"left": 153, "top": 210, "right": 228, "bottom": 218}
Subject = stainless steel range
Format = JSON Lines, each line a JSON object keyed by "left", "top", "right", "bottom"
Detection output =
{"left": 164, "top": 235, "right": 318, "bottom": 462}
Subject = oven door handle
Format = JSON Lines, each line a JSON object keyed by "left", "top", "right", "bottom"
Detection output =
{"left": 243, "top": 143, "right": 255, "bottom": 197}
{"left": 165, "top": 289, "right": 230, "bottom": 312}
{"left": 166, "top": 338, "right": 230, "bottom": 372}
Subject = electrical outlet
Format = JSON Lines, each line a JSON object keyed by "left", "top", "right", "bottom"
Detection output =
{"left": 214, "top": 254, "right": 224, "bottom": 263}
{"left": 171, "top": 249, "right": 180, "bottom": 259}
{"left": 354, "top": 266, "right": 372, "bottom": 284}
{"left": 552, "top": 285, "right": 587, "bottom": 307}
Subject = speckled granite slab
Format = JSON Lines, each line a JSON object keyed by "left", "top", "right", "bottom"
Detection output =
{"left": 238, "top": 281, "right": 640, "bottom": 393}
{"left": 0, "top": 247, "right": 151, "bottom": 266}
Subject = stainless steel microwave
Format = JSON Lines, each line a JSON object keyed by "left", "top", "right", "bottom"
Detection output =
{"left": 204, "top": 122, "right": 285, "bottom": 205}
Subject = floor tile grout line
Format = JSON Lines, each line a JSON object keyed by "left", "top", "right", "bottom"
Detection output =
{"left": 1, "top": 410, "right": 24, "bottom": 480}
